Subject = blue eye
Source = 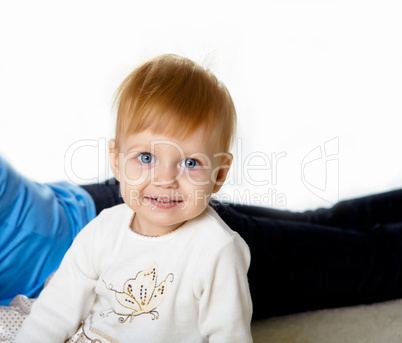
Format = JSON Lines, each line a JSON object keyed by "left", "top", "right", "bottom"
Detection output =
{"left": 137, "top": 153, "right": 155, "bottom": 164}
{"left": 182, "top": 158, "right": 198, "bottom": 169}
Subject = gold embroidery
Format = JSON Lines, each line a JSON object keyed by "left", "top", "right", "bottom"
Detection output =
{"left": 102, "top": 263, "right": 174, "bottom": 323}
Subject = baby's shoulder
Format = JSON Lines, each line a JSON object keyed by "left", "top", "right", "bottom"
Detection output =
{"left": 80, "top": 203, "right": 132, "bottom": 239}
{"left": 188, "top": 206, "right": 242, "bottom": 247}
{"left": 97, "top": 203, "right": 132, "bottom": 223}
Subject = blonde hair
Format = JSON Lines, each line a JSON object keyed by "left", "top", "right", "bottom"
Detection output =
{"left": 114, "top": 54, "right": 236, "bottom": 153}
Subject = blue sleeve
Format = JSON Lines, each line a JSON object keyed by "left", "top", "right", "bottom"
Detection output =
{"left": 0, "top": 155, "right": 96, "bottom": 305}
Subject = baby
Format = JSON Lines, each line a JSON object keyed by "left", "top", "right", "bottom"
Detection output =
{"left": 15, "top": 54, "right": 253, "bottom": 342}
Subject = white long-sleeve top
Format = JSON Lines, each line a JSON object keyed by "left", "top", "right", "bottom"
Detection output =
{"left": 15, "top": 204, "right": 253, "bottom": 343}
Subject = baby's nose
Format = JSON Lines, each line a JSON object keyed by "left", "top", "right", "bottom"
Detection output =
{"left": 152, "top": 163, "right": 180, "bottom": 188}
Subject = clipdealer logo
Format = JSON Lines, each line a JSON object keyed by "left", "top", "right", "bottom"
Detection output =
{"left": 63, "top": 136, "right": 339, "bottom": 206}
{"left": 301, "top": 137, "right": 339, "bottom": 205}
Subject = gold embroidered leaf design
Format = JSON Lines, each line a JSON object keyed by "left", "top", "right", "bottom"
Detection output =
{"left": 104, "top": 263, "right": 174, "bottom": 322}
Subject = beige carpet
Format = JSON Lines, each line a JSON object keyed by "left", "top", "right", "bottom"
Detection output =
{"left": 251, "top": 298, "right": 402, "bottom": 343}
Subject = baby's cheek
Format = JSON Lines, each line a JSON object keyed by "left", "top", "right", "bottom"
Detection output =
{"left": 124, "top": 166, "right": 151, "bottom": 185}
{"left": 183, "top": 169, "right": 211, "bottom": 185}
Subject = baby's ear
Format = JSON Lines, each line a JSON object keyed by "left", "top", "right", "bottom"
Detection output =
{"left": 109, "top": 139, "right": 120, "bottom": 181}
{"left": 212, "top": 153, "right": 233, "bottom": 193}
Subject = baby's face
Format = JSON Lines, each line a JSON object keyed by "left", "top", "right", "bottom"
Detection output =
{"left": 110, "top": 127, "right": 231, "bottom": 237}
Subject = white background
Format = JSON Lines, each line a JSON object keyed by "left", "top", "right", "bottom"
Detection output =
{"left": 0, "top": 0, "right": 401, "bottom": 211}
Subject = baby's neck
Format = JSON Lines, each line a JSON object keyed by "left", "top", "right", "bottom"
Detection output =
{"left": 130, "top": 214, "right": 186, "bottom": 237}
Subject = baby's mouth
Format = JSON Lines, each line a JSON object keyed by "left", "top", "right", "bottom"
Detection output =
{"left": 143, "top": 195, "right": 184, "bottom": 207}
{"left": 151, "top": 197, "right": 180, "bottom": 203}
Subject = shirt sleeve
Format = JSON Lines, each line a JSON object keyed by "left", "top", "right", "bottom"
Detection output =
{"left": 193, "top": 234, "right": 253, "bottom": 343}
{"left": 14, "top": 217, "right": 101, "bottom": 343}
{"left": 0, "top": 155, "right": 96, "bottom": 305}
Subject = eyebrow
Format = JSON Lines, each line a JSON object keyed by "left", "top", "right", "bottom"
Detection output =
{"left": 126, "top": 143, "right": 150, "bottom": 152}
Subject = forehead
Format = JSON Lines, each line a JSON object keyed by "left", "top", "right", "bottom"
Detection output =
{"left": 120, "top": 126, "right": 218, "bottom": 155}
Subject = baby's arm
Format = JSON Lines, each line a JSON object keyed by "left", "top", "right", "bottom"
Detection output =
{"left": 14, "top": 219, "right": 100, "bottom": 343}
{"left": 194, "top": 234, "right": 253, "bottom": 342}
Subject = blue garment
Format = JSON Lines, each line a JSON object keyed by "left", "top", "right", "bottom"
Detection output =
{"left": 0, "top": 156, "right": 96, "bottom": 305}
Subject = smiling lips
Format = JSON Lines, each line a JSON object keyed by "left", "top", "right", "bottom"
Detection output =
{"left": 144, "top": 196, "right": 184, "bottom": 209}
